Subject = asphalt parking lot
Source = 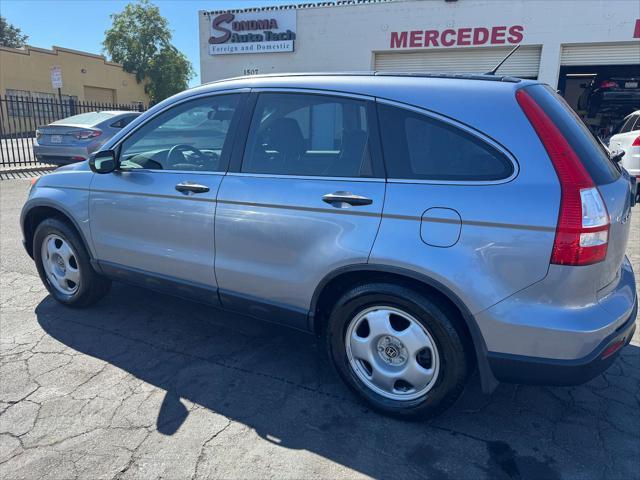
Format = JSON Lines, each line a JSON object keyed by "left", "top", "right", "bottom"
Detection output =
{"left": 1, "top": 176, "right": 639, "bottom": 480}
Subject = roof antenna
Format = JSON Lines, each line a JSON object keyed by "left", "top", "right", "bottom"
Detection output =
{"left": 486, "top": 44, "right": 521, "bottom": 75}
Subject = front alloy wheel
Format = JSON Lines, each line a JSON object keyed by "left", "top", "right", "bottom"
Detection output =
{"left": 33, "top": 217, "right": 111, "bottom": 307}
{"left": 40, "top": 233, "right": 81, "bottom": 295}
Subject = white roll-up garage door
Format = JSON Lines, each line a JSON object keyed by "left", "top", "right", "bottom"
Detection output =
{"left": 560, "top": 42, "right": 640, "bottom": 66}
{"left": 374, "top": 45, "right": 542, "bottom": 78}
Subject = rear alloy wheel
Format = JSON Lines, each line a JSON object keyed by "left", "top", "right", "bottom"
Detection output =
{"left": 345, "top": 306, "right": 440, "bottom": 401}
{"left": 326, "top": 282, "right": 469, "bottom": 419}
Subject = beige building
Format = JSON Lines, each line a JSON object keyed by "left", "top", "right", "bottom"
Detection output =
{"left": 0, "top": 45, "right": 149, "bottom": 106}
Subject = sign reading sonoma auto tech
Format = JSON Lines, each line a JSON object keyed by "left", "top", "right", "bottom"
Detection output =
{"left": 390, "top": 25, "right": 524, "bottom": 49}
{"left": 208, "top": 10, "right": 296, "bottom": 55}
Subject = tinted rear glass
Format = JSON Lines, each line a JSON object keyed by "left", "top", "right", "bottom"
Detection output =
{"left": 51, "top": 111, "right": 116, "bottom": 126}
{"left": 242, "top": 93, "right": 373, "bottom": 177}
{"left": 525, "top": 85, "right": 620, "bottom": 185}
{"left": 377, "top": 104, "right": 513, "bottom": 181}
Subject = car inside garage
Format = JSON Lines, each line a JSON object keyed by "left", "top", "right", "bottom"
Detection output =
{"left": 557, "top": 42, "right": 640, "bottom": 140}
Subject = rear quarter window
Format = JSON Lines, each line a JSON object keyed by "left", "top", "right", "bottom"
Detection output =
{"left": 377, "top": 103, "right": 514, "bottom": 181}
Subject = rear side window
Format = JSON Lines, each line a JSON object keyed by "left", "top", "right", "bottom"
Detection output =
{"left": 524, "top": 85, "right": 620, "bottom": 185}
{"left": 242, "top": 93, "right": 373, "bottom": 177}
{"left": 377, "top": 104, "right": 513, "bottom": 181}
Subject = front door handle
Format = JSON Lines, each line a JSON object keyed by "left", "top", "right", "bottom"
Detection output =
{"left": 322, "top": 191, "right": 373, "bottom": 207}
{"left": 175, "top": 182, "right": 210, "bottom": 194}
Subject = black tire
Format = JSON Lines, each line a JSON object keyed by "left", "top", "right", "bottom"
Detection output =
{"left": 325, "top": 282, "right": 469, "bottom": 419}
{"left": 33, "top": 217, "right": 111, "bottom": 307}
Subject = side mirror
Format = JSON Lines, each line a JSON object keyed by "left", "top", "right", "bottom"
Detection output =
{"left": 89, "top": 150, "right": 117, "bottom": 174}
{"left": 609, "top": 148, "right": 625, "bottom": 163}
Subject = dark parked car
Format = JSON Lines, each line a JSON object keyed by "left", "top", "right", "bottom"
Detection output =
{"left": 578, "top": 76, "right": 640, "bottom": 118}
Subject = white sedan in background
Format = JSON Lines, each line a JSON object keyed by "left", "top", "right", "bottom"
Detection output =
{"left": 609, "top": 110, "right": 640, "bottom": 178}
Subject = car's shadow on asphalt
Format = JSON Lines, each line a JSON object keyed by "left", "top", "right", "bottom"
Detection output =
{"left": 35, "top": 283, "right": 639, "bottom": 480}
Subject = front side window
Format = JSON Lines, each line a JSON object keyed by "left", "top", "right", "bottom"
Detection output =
{"left": 119, "top": 94, "right": 240, "bottom": 172}
{"left": 377, "top": 104, "right": 514, "bottom": 181}
{"left": 242, "top": 93, "right": 373, "bottom": 177}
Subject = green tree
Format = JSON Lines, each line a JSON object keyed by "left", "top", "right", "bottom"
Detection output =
{"left": 103, "top": 0, "right": 192, "bottom": 103}
{"left": 0, "top": 16, "right": 28, "bottom": 48}
{"left": 146, "top": 45, "right": 193, "bottom": 102}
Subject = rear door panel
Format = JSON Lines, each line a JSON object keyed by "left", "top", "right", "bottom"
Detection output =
{"left": 215, "top": 174, "right": 385, "bottom": 319}
{"left": 213, "top": 90, "right": 385, "bottom": 328}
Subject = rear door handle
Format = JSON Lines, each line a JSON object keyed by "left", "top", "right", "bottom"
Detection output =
{"left": 175, "top": 182, "right": 210, "bottom": 194}
{"left": 322, "top": 191, "right": 373, "bottom": 207}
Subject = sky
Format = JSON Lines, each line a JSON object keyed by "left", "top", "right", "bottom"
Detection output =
{"left": 0, "top": 0, "right": 299, "bottom": 86}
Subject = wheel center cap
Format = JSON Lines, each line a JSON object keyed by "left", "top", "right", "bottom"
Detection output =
{"left": 377, "top": 336, "right": 408, "bottom": 366}
{"left": 384, "top": 345, "right": 399, "bottom": 358}
{"left": 53, "top": 254, "right": 65, "bottom": 272}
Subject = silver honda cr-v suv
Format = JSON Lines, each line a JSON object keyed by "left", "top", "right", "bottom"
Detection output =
{"left": 21, "top": 73, "right": 638, "bottom": 419}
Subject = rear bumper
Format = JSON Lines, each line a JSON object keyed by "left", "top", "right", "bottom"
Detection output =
{"left": 487, "top": 298, "right": 637, "bottom": 385}
{"left": 598, "top": 91, "right": 640, "bottom": 104}
{"left": 475, "top": 253, "right": 637, "bottom": 387}
{"left": 33, "top": 144, "right": 92, "bottom": 164}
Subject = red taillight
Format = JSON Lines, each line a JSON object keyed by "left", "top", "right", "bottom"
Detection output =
{"left": 516, "top": 89, "right": 609, "bottom": 266}
{"left": 73, "top": 129, "right": 101, "bottom": 140}
{"left": 599, "top": 80, "right": 618, "bottom": 89}
{"left": 632, "top": 136, "right": 640, "bottom": 147}
{"left": 601, "top": 339, "right": 625, "bottom": 359}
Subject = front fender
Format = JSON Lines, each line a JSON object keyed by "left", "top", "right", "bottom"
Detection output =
{"left": 21, "top": 170, "right": 95, "bottom": 260}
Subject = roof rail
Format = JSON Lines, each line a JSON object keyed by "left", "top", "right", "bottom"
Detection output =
{"left": 199, "top": 71, "right": 523, "bottom": 87}
{"left": 374, "top": 71, "right": 521, "bottom": 83}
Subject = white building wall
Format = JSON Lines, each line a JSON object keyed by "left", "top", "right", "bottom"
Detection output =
{"left": 199, "top": 0, "right": 640, "bottom": 87}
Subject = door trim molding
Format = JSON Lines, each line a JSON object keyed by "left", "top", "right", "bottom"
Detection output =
{"left": 218, "top": 288, "right": 310, "bottom": 332}
{"left": 99, "top": 260, "right": 221, "bottom": 307}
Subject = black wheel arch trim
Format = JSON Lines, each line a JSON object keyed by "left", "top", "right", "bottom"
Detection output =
{"left": 21, "top": 199, "right": 102, "bottom": 273}
{"left": 308, "top": 263, "right": 499, "bottom": 393}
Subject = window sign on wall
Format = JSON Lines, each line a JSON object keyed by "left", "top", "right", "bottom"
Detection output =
{"left": 208, "top": 10, "right": 296, "bottom": 55}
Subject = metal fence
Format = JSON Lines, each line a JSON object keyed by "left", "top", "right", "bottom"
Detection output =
{"left": 0, "top": 95, "right": 146, "bottom": 170}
